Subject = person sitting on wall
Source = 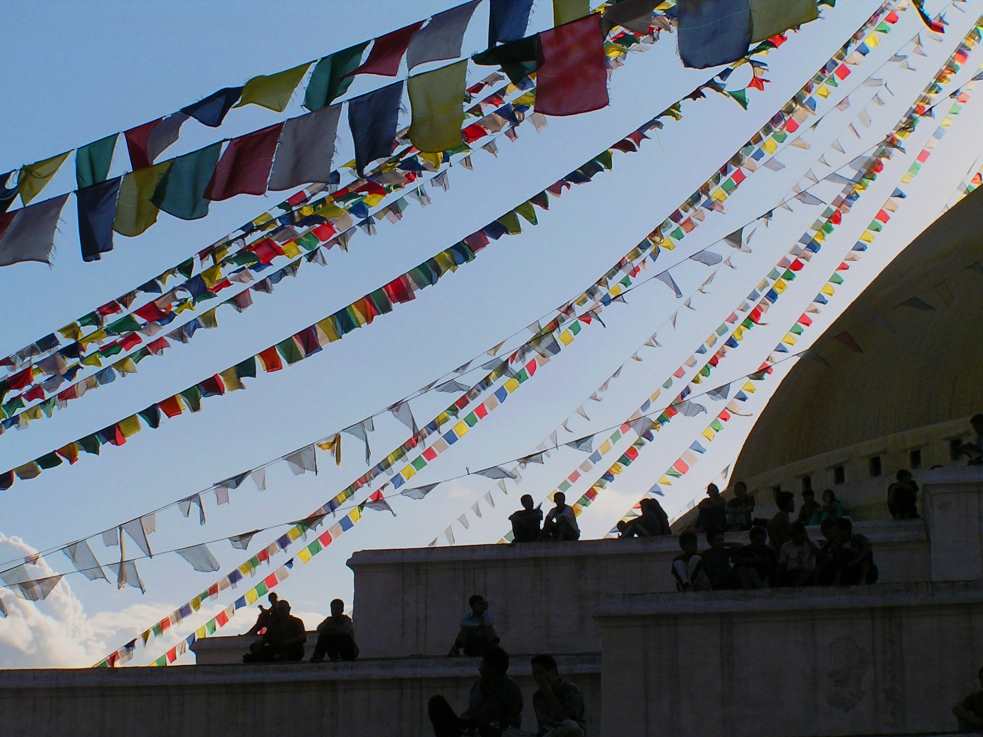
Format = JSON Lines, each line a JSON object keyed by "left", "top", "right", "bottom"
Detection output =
{"left": 953, "top": 665, "right": 983, "bottom": 732}
{"left": 246, "top": 592, "right": 278, "bottom": 636}
{"left": 531, "top": 653, "right": 586, "bottom": 737}
{"left": 671, "top": 531, "right": 711, "bottom": 592}
{"left": 509, "top": 494, "right": 544, "bottom": 543}
{"left": 541, "top": 492, "right": 580, "bottom": 541}
{"left": 768, "top": 491, "right": 795, "bottom": 553}
{"left": 887, "top": 469, "right": 920, "bottom": 519}
{"left": 778, "top": 522, "right": 817, "bottom": 587}
{"left": 836, "top": 517, "right": 878, "bottom": 585}
{"left": 731, "top": 524, "right": 777, "bottom": 588}
{"left": 449, "top": 594, "right": 500, "bottom": 657}
{"left": 820, "top": 488, "right": 846, "bottom": 522}
{"left": 310, "top": 598, "right": 358, "bottom": 663}
{"left": 797, "top": 488, "right": 822, "bottom": 526}
{"left": 725, "top": 480, "right": 755, "bottom": 531}
{"left": 621, "top": 498, "right": 671, "bottom": 538}
{"left": 701, "top": 530, "right": 738, "bottom": 589}
{"left": 955, "top": 413, "right": 983, "bottom": 465}
{"left": 429, "top": 646, "right": 523, "bottom": 737}
{"left": 814, "top": 518, "right": 840, "bottom": 586}
{"left": 696, "top": 483, "right": 727, "bottom": 536}
{"left": 243, "top": 600, "right": 307, "bottom": 663}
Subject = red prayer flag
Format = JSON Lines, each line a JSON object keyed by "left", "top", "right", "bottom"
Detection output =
{"left": 250, "top": 238, "right": 284, "bottom": 264}
{"left": 120, "top": 333, "right": 142, "bottom": 351}
{"left": 536, "top": 15, "right": 609, "bottom": 116}
{"left": 347, "top": 22, "right": 424, "bottom": 77}
{"left": 312, "top": 222, "right": 336, "bottom": 242}
{"left": 258, "top": 346, "right": 283, "bottom": 372}
{"left": 159, "top": 396, "right": 183, "bottom": 417}
{"left": 205, "top": 123, "right": 283, "bottom": 202}
{"left": 23, "top": 384, "right": 44, "bottom": 402}
{"left": 124, "top": 119, "right": 162, "bottom": 170}
{"left": 134, "top": 302, "right": 168, "bottom": 322}
{"left": 8, "top": 367, "right": 33, "bottom": 391}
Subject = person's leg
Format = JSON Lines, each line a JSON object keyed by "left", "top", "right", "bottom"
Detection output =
{"left": 543, "top": 721, "right": 585, "bottom": 737}
{"left": 311, "top": 631, "right": 328, "bottom": 662}
{"left": 338, "top": 636, "right": 358, "bottom": 661}
{"left": 428, "top": 695, "right": 464, "bottom": 737}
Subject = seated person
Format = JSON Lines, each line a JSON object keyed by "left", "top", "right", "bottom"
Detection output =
{"left": 797, "top": 489, "right": 821, "bottom": 526}
{"left": 768, "top": 491, "right": 795, "bottom": 552}
{"left": 696, "top": 483, "right": 727, "bottom": 536}
{"left": 778, "top": 522, "right": 817, "bottom": 587}
{"left": 531, "top": 654, "right": 586, "bottom": 737}
{"left": 814, "top": 518, "right": 840, "bottom": 586}
{"left": 725, "top": 481, "right": 755, "bottom": 531}
{"left": 887, "top": 469, "right": 919, "bottom": 519}
{"left": 621, "top": 498, "right": 671, "bottom": 538}
{"left": 953, "top": 665, "right": 983, "bottom": 732}
{"left": 243, "top": 600, "right": 307, "bottom": 663}
{"left": 837, "top": 517, "right": 878, "bottom": 586}
{"left": 509, "top": 494, "right": 544, "bottom": 542}
{"left": 542, "top": 493, "right": 580, "bottom": 541}
{"left": 702, "top": 531, "right": 737, "bottom": 590}
{"left": 671, "top": 531, "right": 711, "bottom": 591}
{"left": 955, "top": 413, "right": 983, "bottom": 465}
{"left": 429, "top": 646, "right": 523, "bottom": 737}
{"left": 731, "top": 525, "right": 777, "bottom": 588}
{"left": 450, "top": 594, "right": 500, "bottom": 657}
{"left": 819, "top": 488, "right": 846, "bottom": 522}
{"left": 246, "top": 592, "right": 278, "bottom": 636}
{"left": 311, "top": 598, "right": 358, "bottom": 662}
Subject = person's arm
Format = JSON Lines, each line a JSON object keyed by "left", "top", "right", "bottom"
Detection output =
{"left": 954, "top": 695, "right": 983, "bottom": 728}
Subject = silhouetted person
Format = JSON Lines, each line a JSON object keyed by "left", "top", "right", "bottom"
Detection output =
{"left": 814, "top": 518, "right": 839, "bottom": 585}
{"left": 243, "top": 600, "right": 307, "bottom": 663}
{"left": 450, "top": 594, "right": 500, "bottom": 657}
{"left": 778, "top": 521, "right": 816, "bottom": 587}
{"left": 888, "top": 469, "right": 919, "bottom": 519}
{"left": 542, "top": 492, "right": 580, "bottom": 541}
{"left": 820, "top": 488, "right": 846, "bottom": 522}
{"left": 246, "top": 592, "right": 278, "bottom": 636}
{"left": 509, "top": 494, "right": 543, "bottom": 543}
{"left": 732, "top": 525, "right": 777, "bottom": 588}
{"left": 955, "top": 413, "right": 983, "bottom": 465}
{"left": 429, "top": 646, "right": 523, "bottom": 737}
{"left": 622, "top": 498, "right": 671, "bottom": 537}
{"left": 797, "top": 489, "right": 821, "bottom": 525}
{"left": 311, "top": 598, "right": 358, "bottom": 662}
{"left": 702, "top": 531, "right": 736, "bottom": 589}
{"left": 672, "top": 531, "right": 711, "bottom": 591}
{"left": 836, "top": 517, "right": 878, "bottom": 585}
{"left": 768, "top": 491, "right": 795, "bottom": 553}
{"left": 531, "top": 654, "right": 586, "bottom": 737}
{"left": 725, "top": 481, "right": 755, "bottom": 531}
{"left": 953, "top": 665, "right": 983, "bottom": 731}
{"left": 696, "top": 483, "right": 727, "bottom": 536}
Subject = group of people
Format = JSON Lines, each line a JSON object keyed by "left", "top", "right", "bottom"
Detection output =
{"left": 243, "top": 593, "right": 359, "bottom": 664}
{"left": 508, "top": 493, "right": 581, "bottom": 542}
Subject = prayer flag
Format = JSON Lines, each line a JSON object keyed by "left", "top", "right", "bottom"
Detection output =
{"left": 750, "top": 0, "right": 817, "bottom": 42}
{"left": 489, "top": 0, "right": 534, "bottom": 45}
{"left": 181, "top": 86, "right": 243, "bottom": 127}
{"left": 153, "top": 143, "right": 222, "bottom": 220}
{"left": 678, "top": 0, "right": 751, "bottom": 69}
{"left": 603, "top": 0, "right": 657, "bottom": 33}
{"left": 305, "top": 43, "right": 369, "bottom": 110}
{"left": 177, "top": 544, "right": 220, "bottom": 573}
{"left": 205, "top": 123, "right": 283, "bottom": 201}
{"left": 78, "top": 178, "right": 122, "bottom": 262}
{"left": 408, "top": 1, "right": 480, "bottom": 68}
{"left": 236, "top": 63, "right": 311, "bottom": 112}
{"left": 348, "top": 22, "right": 423, "bottom": 77}
{"left": 536, "top": 14, "right": 608, "bottom": 116}
{"left": 114, "top": 162, "right": 173, "bottom": 236}
{"left": 554, "top": 0, "right": 589, "bottom": 25}
{"left": 18, "top": 151, "right": 70, "bottom": 205}
{"left": 76, "top": 133, "right": 119, "bottom": 189}
{"left": 269, "top": 105, "right": 342, "bottom": 190}
{"left": 408, "top": 60, "right": 467, "bottom": 152}
{"left": 348, "top": 81, "right": 403, "bottom": 175}
{"left": 0, "top": 194, "right": 69, "bottom": 267}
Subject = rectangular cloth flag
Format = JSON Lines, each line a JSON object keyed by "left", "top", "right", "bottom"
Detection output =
{"left": 0, "top": 194, "right": 69, "bottom": 267}
{"left": 678, "top": 0, "right": 751, "bottom": 69}
{"left": 536, "top": 14, "right": 609, "bottom": 116}
{"left": 489, "top": 0, "right": 534, "bottom": 45}
{"left": 236, "top": 63, "right": 311, "bottom": 112}
{"left": 347, "top": 22, "right": 423, "bottom": 77}
{"left": 408, "top": 60, "right": 468, "bottom": 152}
{"left": 304, "top": 43, "right": 369, "bottom": 111}
{"left": 114, "top": 162, "right": 172, "bottom": 236}
{"left": 78, "top": 177, "right": 122, "bottom": 261}
{"left": 268, "top": 105, "right": 342, "bottom": 191}
{"left": 554, "top": 0, "right": 589, "bottom": 25}
{"left": 750, "top": 0, "right": 817, "bottom": 42}
{"left": 205, "top": 123, "right": 283, "bottom": 201}
{"left": 181, "top": 86, "right": 243, "bottom": 127}
{"left": 76, "top": 133, "right": 119, "bottom": 189}
{"left": 18, "top": 151, "right": 70, "bottom": 205}
{"left": 407, "top": 1, "right": 480, "bottom": 68}
{"left": 153, "top": 142, "right": 222, "bottom": 220}
{"left": 349, "top": 81, "right": 403, "bottom": 175}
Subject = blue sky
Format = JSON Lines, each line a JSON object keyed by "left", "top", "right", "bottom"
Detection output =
{"left": 0, "top": 0, "right": 980, "bottom": 667}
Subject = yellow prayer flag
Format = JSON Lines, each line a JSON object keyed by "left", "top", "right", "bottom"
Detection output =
{"left": 408, "top": 60, "right": 467, "bottom": 153}
{"left": 742, "top": 381, "right": 756, "bottom": 393}
{"left": 401, "top": 465, "right": 417, "bottom": 481}
{"left": 220, "top": 367, "right": 243, "bottom": 392}
{"left": 821, "top": 283, "right": 835, "bottom": 296}
{"left": 860, "top": 230, "right": 875, "bottom": 243}
{"left": 252, "top": 212, "right": 274, "bottom": 228}
{"left": 236, "top": 63, "right": 311, "bottom": 112}
{"left": 114, "top": 162, "right": 172, "bottom": 237}
{"left": 287, "top": 527, "right": 303, "bottom": 541}
{"left": 773, "top": 279, "right": 786, "bottom": 293}
{"left": 196, "top": 627, "right": 207, "bottom": 639}
{"left": 864, "top": 33, "right": 879, "bottom": 48}
{"left": 710, "top": 187, "right": 728, "bottom": 202}
{"left": 453, "top": 421, "right": 469, "bottom": 438}
{"left": 362, "top": 192, "right": 385, "bottom": 207}
{"left": 192, "top": 596, "right": 202, "bottom": 611}
{"left": 201, "top": 264, "right": 224, "bottom": 289}
{"left": 80, "top": 353, "right": 102, "bottom": 368}
{"left": 503, "top": 378, "right": 520, "bottom": 393}
{"left": 554, "top": 0, "right": 588, "bottom": 24}
{"left": 298, "top": 548, "right": 313, "bottom": 563}
{"left": 703, "top": 428, "right": 716, "bottom": 441}
{"left": 782, "top": 333, "right": 797, "bottom": 346}
{"left": 316, "top": 318, "right": 342, "bottom": 343}
{"left": 281, "top": 240, "right": 301, "bottom": 259}
{"left": 238, "top": 562, "right": 253, "bottom": 577}
{"left": 245, "top": 588, "right": 259, "bottom": 604}
{"left": 115, "top": 357, "right": 138, "bottom": 375}
{"left": 658, "top": 475, "right": 672, "bottom": 486}
{"left": 762, "top": 138, "right": 778, "bottom": 155}
{"left": 317, "top": 434, "right": 342, "bottom": 465}
{"left": 750, "top": 0, "right": 818, "bottom": 43}
{"left": 734, "top": 325, "right": 745, "bottom": 341}
{"left": 19, "top": 151, "right": 70, "bottom": 204}
{"left": 349, "top": 506, "right": 362, "bottom": 523}
{"left": 79, "top": 329, "right": 107, "bottom": 349}
{"left": 558, "top": 329, "right": 574, "bottom": 345}
{"left": 599, "top": 439, "right": 613, "bottom": 455}
{"left": 58, "top": 323, "right": 82, "bottom": 341}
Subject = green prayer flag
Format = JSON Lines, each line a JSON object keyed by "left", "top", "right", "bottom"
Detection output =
{"left": 408, "top": 60, "right": 468, "bottom": 153}
{"left": 106, "top": 314, "right": 141, "bottom": 335}
{"left": 750, "top": 0, "right": 818, "bottom": 42}
{"left": 177, "top": 258, "right": 195, "bottom": 279}
{"left": 79, "top": 312, "right": 102, "bottom": 328}
{"left": 498, "top": 211, "right": 522, "bottom": 235}
{"left": 79, "top": 434, "right": 101, "bottom": 455}
{"left": 595, "top": 150, "right": 613, "bottom": 170}
{"left": 36, "top": 452, "right": 62, "bottom": 470}
{"left": 180, "top": 386, "right": 202, "bottom": 412}
{"left": 554, "top": 0, "right": 589, "bottom": 24}
{"left": 236, "top": 63, "right": 311, "bottom": 112}
{"left": 412, "top": 456, "right": 427, "bottom": 471}
{"left": 515, "top": 201, "right": 537, "bottom": 225}
{"left": 153, "top": 143, "right": 221, "bottom": 221}
{"left": 236, "top": 356, "right": 257, "bottom": 380}
{"left": 76, "top": 133, "right": 119, "bottom": 189}
{"left": 728, "top": 89, "right": 749, "bottom": 109}
{"left": 829, "top": 272, "right": 844, "bottom": 284}
{"left": 277, "top": 337, "right": 304, "bottom": 364}
{"left": 305, "top": 43, "right": 369, "bottom": 110}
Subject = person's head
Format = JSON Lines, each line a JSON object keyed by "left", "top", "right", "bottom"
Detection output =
{"left": 330, "top": 598, "right": 345, "bottom": 616}
{"left": 616, "top": 520, "right": 629, "bottom": 536}
{"left": 678, "top": 530, "right": 698, "bottom": 555}
{"left": 777, "top": 491, "right": 795, "bottom": 513}
{"left": 268, "top": 593, "right": 279, "bottom": 606}
{"left": 971, "top": 413, "right": 983, "bottom": 434}
{"left": 734, "top": 481, "right": 748, "bottom": 498}
{"left": 468, "top": 594, "right": 488, "bottom": 615}
{"left": 896, "top": 469, "right": 912, "bottom": 482}
{"left": 531, "top": 654, "right": 560, "bottom": 686}
{"left": 790, "top": 521, "right": 807, "bottom": 544}
{"left": 553, "top": 492, "right": 566, "bottom": 510}
{"left": 520, "top": 493, "right": 534, "bottom": 510}
{"left": 707, "top": 483, "right": 720, "bottom": 499}
{"left": 640, "top": 498, "right": 655, "bottom": 516}
{"left": 707, "top": 530, "right": 725, "bottom": 549}
{"left": 802, "top": 489, "right": 815, "bottom": 502}
{"left": 822, "top": 489, "right": 837, "bottom": 505}
{"left": 277, "top": 600, "right": 291, "bottom": 616}
{"left": 479, "top": 646, "right": 510, "bottom": 680}
{"left": 749, "top": 525, "right": 767, "bottom": 545}
{"left": 835, "top": 517, "right": 854, "bottom": 540}
{"left": 820, "top": 517, "right": 836, "bottom": 541}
